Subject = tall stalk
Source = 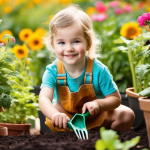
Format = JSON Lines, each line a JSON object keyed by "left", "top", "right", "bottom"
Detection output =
{"left": 128, "top": 47, "right": 137, "bottom": 93}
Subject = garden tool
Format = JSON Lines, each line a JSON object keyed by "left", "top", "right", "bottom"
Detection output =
{"left": 67, "top": 110, "right": 90, "bottom": 140}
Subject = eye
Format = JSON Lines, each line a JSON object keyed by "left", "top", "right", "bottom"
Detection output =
{"left": 73, "top": 40, "right": 79, "bottom": 43}
{"left": 59, "top": 42, "right": 65, "bottom": 45}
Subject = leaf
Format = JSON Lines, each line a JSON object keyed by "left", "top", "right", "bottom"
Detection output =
{"left": 0, "top": 93, "right": 12, "bottom": 109}
{"left": 4, "top": 57, "right": 14, "bottom": 65}
{"left": 7, "top": 52, "right": 18, "bottom": 60}
{"left": 95, "top": 140, "right": 106, "bottom": 150}
{"left": 135, "top": 64, "right": 150, "bottom": 81}
{"left": 120, "top": 36, "right": 132, "bottom": 45}
{"left": 134, "top": 44, "right": 150, "bottom": 59}
{"left": 122, "top": 136, "right": 140, "bottom": 150}
{"left": 1, "top": 68, "right": 20, "bottom": 77}
{"left": 0, "top": 85, "right": 12, "bottom": 93}
{"left": 113, "top": 37, "right": 125, "bottom": 44}
{"left": 2, "top": 34, "right": 14, "bottom": 40}
{"left": 139, "top": 87, "right": 150, "bottom": 97}
{"left": 115, "top": 46, "right": 128, "bottom": 51}
{"left": 0, "top": 19, "right": 2, "bottom": 24}
{"left": 113, "top": 139, "right": 124, "bottom": 149}
{"left": 0, "top": 61, "right": 15, "bottom": 71}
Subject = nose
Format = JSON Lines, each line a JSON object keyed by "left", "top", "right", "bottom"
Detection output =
{"left": 66, "top": 44, "right": 74, "bottom": 52}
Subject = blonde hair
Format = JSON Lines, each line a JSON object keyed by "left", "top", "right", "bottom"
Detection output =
{"left": 44, "top": 5, "right": 101, "bottom": 59}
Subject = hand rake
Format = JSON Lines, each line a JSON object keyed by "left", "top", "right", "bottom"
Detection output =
{"left": 67, "top": 110, "right": 90, "bottom": 140}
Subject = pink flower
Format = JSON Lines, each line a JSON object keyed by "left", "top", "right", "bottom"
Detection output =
{"left": 123, "top": 4, "right": 132, "bottom": 12}
{"left": 114, "top": 8, "right": 123, "bottom": 15}
{"left": 137, "top": 12, "right": 150, "bottom": 26}
{"left": 109, "top": 1, "right": 119, "bottom": 8}
{"left": 12, "top": 37, "right": 16, "bottom": 43}
{"left": 0, "top": 43, "right": 4, "bottom": 46}
{"left": 96, "top": 1, "right": 107, "bottom": 13}
{"left": 92, "top": 13, "right": 107, "bottom": 22}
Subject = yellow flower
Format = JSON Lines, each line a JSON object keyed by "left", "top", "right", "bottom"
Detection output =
{"left": 11, "top": 44, "right": 28, "bottom": 59}
{"left": 86, "top": 7, "right": 96, "bottom": 17}
{"left": 35, "top": 28, "right": 46, "bottom": 37}
{"left": 27, "top": 33, "right": 44, "bottom": 51}
{"left": 59, "top": 0, "right": 72, "bottom": 4}
{"left": 0, "top": 30, "right": 13, "bottom": 43}
{"left": 33, "top": 0, "right": 43, "bottom": 4}
{"left": 19, "top": 28, "right": 33, "bottom": 42}
{"left": 4, "top": 6, "right": 13, "bottom": 13}
{"left": 120, "top": 22, "right": 142, "bottom": 39}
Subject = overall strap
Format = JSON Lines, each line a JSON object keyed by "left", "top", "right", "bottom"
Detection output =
{"left": 84, "top": 57, "right": 94, "bottom": 84}
{"left": 57, "top": 59, "right": 66, "bottom": 86}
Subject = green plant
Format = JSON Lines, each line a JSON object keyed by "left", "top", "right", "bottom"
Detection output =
{"left": 116, "top": 33, "right": 150, "bottom": 96}
{"left": 0, "top": 20, "right": 19, "bottom": 110}
{"left": 95, "top": 127, "right": 140, "bottom": 150}
{"left": 0, "top": 57, "right": 39, "bottom": 124}
{"left": 0, "top": 19, "right": 39, "bottom": 124}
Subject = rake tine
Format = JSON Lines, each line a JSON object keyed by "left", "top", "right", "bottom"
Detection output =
{"left": 74, "top": 129, "right": 80, "bottom": 139}
{"left": 84, "top": 129, "right": 88, "bottom": 140}
{"left": 81, "top": 130, "right": 85, "bottom": 140}
{"left": 78, "top": 130, "right": 82, "bottom": 139}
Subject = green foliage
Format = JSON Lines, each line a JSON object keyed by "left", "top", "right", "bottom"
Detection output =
{"left": 0, "top": 59, "right": 39, "bottom": 124}
{"left": 120, "top": 32, "right": 150, "bottom": 95}
{"left": 0, "top": 24, "right": 19, "bottom": 109}
{"left": 95, "top": 127, "right": 140, "bottom": 150}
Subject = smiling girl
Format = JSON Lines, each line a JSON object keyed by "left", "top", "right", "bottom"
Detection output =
{"left": 39, "top": 5, "right": 135, "bottom": 133}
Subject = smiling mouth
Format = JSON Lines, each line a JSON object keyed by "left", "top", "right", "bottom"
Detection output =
{"left": 64, "top": 54, "right": 77, "bottom": 57}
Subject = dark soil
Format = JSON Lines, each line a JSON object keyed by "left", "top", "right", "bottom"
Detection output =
{"left": 0, "top": 121, "right": 149, "bottom": 150}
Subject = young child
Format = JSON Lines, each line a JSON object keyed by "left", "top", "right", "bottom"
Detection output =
{"left": 39, "top": 5, "right": 135, "bottom": 133}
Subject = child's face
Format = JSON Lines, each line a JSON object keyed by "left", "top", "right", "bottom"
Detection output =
{"left": 53, "top": 23, "right": 87, "bottom": 66}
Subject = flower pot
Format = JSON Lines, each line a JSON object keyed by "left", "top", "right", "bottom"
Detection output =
{"left": 0, "top": 123, "right": 31, "bottom": 136}
{"left": 139, "top": 97, "right": 150, "bottom": 148}
{"left": 126, "top": 87, "right": 144, "bottom": 127}
{"left": 0, "top": 126, "right": 8, "bottom": 136}
{"left": 0, "top": 106, "right": 3, "bottom": 112}
{"left": 120, "top": 92, "right": 129, "bottom": 107}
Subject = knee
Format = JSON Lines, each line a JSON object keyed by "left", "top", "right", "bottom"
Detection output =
{"left": 118, "top": 108, "right": 135, "bottom": 128}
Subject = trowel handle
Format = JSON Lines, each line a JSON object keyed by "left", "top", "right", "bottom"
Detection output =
{"left": 83, "top": 110, "right": 90, "bottom": 119}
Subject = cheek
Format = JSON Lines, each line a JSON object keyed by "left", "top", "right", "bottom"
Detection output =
{"left": 77, "top": 45, "right": 86, "bottom": 54}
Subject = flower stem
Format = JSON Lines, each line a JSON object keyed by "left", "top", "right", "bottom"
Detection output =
{"left": 128, "top": 47, "right": 137, "bottom": 93}
{"left": 5, "top": 39, "right": 9, "bottom": 51}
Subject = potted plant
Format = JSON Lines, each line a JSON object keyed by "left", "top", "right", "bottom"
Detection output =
{"left": 116, "top": 12, "right": 150, "bottom": 127}
{"left": 138, "top": 87, "right": 150, "bottom": 148}
{"left": 0, "top": 19, "right": 39, "bottom": 136}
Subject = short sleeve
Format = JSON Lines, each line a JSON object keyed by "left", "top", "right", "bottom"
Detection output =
{"left": 99, "top": 67, "right": 117, "bottom": 96}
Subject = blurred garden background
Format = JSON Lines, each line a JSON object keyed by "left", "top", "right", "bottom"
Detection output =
{"left": 0, "top": 0, "right": 150, "bottom": 92}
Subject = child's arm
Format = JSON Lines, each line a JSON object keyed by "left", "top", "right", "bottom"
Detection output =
{"left": 82, "top": 90, "right": 121, "bottom": 115}
{"left": 39, "top": 87, "right": 70, "bottom": 129}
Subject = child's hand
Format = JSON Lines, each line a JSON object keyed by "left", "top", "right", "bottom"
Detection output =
{"left": 51, "top": 112, "right": 70, "bottom": 129}
{"left": 82, "top": 101, "right": 100, "bottom": 115}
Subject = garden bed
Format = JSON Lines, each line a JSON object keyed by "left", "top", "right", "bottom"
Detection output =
{"left": 0, "top": 121, "right": 149, "bottom": 150}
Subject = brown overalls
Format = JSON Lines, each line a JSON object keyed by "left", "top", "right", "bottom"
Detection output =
{"left": 45, "top": 57, "right": 105, "bottom": 133}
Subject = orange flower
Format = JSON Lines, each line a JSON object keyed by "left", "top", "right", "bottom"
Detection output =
{"left": 19, "top": 28, "right": 33, "bottom": 42}
{"left": 120, "top": 22, "right": 142, "bottom": 39}
{"left": 11, "top": 44, "right": 28, "bottom": 59}
{"left": 27, "top": 33, "right": 44, "bottom": 51}
{"left": 35, "top": 28, "right": 46, "bottom": 37}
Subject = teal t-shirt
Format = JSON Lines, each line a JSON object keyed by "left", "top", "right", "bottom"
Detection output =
{"left": 40, "top": 57, "right": 118, "bottom": 103}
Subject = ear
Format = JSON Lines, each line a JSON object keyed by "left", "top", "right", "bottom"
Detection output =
{"left": 86, "top": 41, "right": 92, "bottom": 51}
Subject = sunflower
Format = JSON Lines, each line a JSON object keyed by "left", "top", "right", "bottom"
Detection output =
{"left": 27, "top": 33, "right": 44, "bottom": 51}
{"left": 120, "top": 22, "right": 142, "bottom": 39}
{"left": 19, "top": 28, "right": 33, "bottom": 42}
{"left": 0, "top": 30, "right": 13, "bottom": 43}
{"left": 35, "top": 28, "right": 46, "bottom": 37}
{"left": 11, "top": 44, "right": 28, "bottom": 59}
